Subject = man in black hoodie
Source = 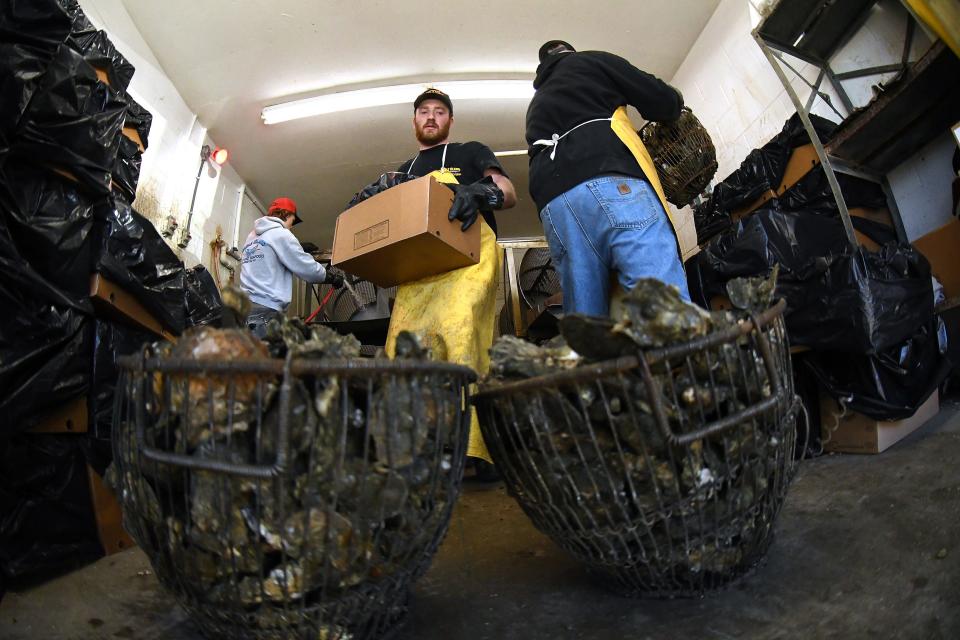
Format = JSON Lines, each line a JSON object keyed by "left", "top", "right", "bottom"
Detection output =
{"left": 525, "top": 40, "right": 690, "bottom": 316}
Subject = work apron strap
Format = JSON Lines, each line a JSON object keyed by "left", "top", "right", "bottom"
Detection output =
{"left": 533, "top": 118, "right": 613, "bottom": 161}
{"left": 407, "top": 143, "right": 448, "bottom": 174}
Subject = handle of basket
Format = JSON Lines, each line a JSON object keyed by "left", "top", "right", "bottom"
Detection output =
{"left": 638, "top": 313, "right": 789, "bottom": 447}
{"left": 638, "top": 106, "right": 692, "bottom": 136}
{"left": 134, "top": 352, "right": 294, "bottom": 479}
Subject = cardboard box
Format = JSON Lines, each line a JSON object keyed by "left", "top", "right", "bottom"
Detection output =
{"left": 331, "top": 175, "right": 480, "bottom": 287}
{"left": 914, "top": 218, "right": 960, "bottom": 298}
{"left": 821, "top": 390, "right": 940, "bottom": 454}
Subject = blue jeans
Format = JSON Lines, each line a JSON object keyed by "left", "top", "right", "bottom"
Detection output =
{"left": 540, "top": 176, "right": 690, "bottom": 316}
{"left": 246, "top": 303, "right": 282, "bottom": 339}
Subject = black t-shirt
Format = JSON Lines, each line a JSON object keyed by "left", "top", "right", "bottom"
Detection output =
{"left": 397, "top": 141, "right": 507, "bottom": 235}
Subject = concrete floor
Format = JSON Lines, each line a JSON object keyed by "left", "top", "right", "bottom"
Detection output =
{"left": 3, "top": 402, "right": 959, "bottom": 640}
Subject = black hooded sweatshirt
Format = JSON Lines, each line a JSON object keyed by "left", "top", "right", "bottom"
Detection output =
{"left": 524, "top": 50, "right": 683, "bottom": 211}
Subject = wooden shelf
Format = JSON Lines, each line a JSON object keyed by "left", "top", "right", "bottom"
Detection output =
{"left": 755, "top": 0, "right": 878, "bottom": 64}
{"left": 122, "top": 126, "right": 145, "bottom": 153}
{"left": 89, "top": 273, "right": 176, "bottom": 342}
{"left": 26, "top": 396, "right": 88, "bottom": 434}
{"left": 87, "top": 465, "right": 135, "bottom": 555}
{"left": 824, "top": 41, "right": 960, "bottom": 173}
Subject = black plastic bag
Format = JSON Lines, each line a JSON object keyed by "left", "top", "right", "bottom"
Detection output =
{"left": 687, "top": 206, "right": 852, "bottom": 297}
{"left": 0, "top": 433, "right": 103, "bottom": 583}
{"left": 806, "top": 319, "right": 950, "bottom": 420}
{"left": 184, "top": 264, "right": 223, "bottom": 328}
{"left": 782, "top": 243, "right": 933, "bottom": 354}
{"left": 776, "top": 166, "right": 888, "bottom": 217}
{"left": 111, "top": 133, "right": 141, "bottom": 202}
{"left": 57, "top": 0, "right": 94, "bottom": 33}
{"left": 687, "top": 208, "right": 932, "bottom": 354}
{"left": 696, "top": 113, "right": 838, "bottom": 241}
{"left": 88, "top": 319, "right": 155, "bottom": 441}
{"left": 93, "top": 195, "right": 186, "bottom": 333}
{"left": 0, "top": 0, "right": 72, "bottom": 144}
{"left": 69, "top": 29, "right": 134, "bottom": 92}
{"left": 790, "top": 351, "right": 823, "bottom": 458}
{"left": 14, "top": 43, "right": 127, "bottom": 195}
{"left": 695, "top": 158, "right": 887, "bottom": 247}
{"left": 693, "top": 198, "right": 731, "bottom": 246}
{"left": 122, "top": 93, "right": 152, "bottom": 150}
{"left": 0, "top": 221, "right": 92, "bottom": 434}
{"left": 346, "top": 171, "right": 419, "bottom": 208}
{"left": 0, "top": 162, "right": 96, "bottom": 299}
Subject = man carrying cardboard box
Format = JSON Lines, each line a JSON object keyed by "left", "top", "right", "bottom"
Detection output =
{"left": 385, "top": 88, "right": 517, "bottom": 475}
{"left": 240, "top": 196, "right": 344, "bottom": 337}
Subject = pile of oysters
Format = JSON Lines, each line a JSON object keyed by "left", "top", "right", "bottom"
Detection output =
{"left": 480, "top": 274, "right": 796, "bottom": 586}
{"left": 109, "top": 310, "right": 467, "bottom": 637}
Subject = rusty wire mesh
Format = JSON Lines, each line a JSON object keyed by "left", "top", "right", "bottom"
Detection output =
{"left": 111, "top": 354, "right": 475, "bottom": 639}
{"left": 475, "top": 303, "right": 800, "bottom": 597}
{"left": 640, "top": 107, "right": 719, "bottom": 208}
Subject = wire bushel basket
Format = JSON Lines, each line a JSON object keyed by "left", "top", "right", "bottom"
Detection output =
{"left": 111, "top": 352, "right": 475, "bottom": 639}
{"left": 640, "top": 107, "right": 719, "bottom": 208}
{"left": 475, "top": 300, "right": 800, "bottom": 597}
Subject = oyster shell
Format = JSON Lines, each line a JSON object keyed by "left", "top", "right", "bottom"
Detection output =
{"left": 489, "top": 335, "right": 579, "bottom": 379}
{"left": 160, "top": 327, "right": 270, "bottom": 448}
{"left": 558, "top": 314, "right": 636, "bottom": 361}
{"left": 726, "top": 264, "right": 779, "bottom": 313}
{"left": 614, "top": 278, "right": 713, "bottom": 348}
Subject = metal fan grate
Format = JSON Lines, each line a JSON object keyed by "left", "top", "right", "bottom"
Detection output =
{"left": 518, "top": 248, "right": 561, "bottom": 309}
{"left": 321, "top": 276, "right": 396, "bottom": 323}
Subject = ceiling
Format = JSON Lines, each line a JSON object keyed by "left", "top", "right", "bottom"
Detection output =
{"left": 121, "top": 0, "right": 720, "bottom": 248}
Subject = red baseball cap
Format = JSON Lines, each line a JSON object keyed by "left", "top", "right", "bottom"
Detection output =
{"left": 268, "top": 196, "right": 303, "bottom": 225}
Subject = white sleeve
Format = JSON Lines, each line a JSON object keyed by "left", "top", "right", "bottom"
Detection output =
{"left": 272, "top": 229, "right": 327, "bottom": 283}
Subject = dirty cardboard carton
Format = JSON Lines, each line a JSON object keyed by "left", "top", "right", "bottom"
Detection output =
{"left": 331, "top": 175, "right": 480, "bottom": 287}
{"left": 914, "top": 217, "right": 960, "bottom": 299}
{"left": 821, "top": 390, "right": 940, "bottom": 454}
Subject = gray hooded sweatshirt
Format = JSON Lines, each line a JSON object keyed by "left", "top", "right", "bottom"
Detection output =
{"left": 240, "top": 216, "right": 327, "bottom": 311}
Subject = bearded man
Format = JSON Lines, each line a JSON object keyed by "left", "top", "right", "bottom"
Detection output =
{"left": 387, "top": 88, "right": 516, "bottom": 480}
{"left": 396, "top": 87, "right": 516, "bottom": 232}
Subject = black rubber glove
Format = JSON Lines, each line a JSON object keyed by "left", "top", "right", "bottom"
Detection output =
{"left": 324, "top": 270, "right": 345, "bottom": 288}
{"left": 448, "top": 176, "right": 504, "bottom": 231}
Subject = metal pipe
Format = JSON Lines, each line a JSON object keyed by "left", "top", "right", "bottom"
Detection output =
{"left": 117, "top": 354, "right": 478, "bottom": 379}
{"left": 754, "top": 33, "right": 859, "bottom": 248}
{"left": 231, "top": 183, "right": 245, "bottom": 249}
{"left": 178, "top": 145, "right": 211, "bottom": 249}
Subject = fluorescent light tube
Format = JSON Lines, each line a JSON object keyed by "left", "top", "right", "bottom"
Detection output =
{"left": 493, "top": 149, "right": 528, "bottom": 157}
{"left": 262, "top": 80, "right": 534, "bottom": 125}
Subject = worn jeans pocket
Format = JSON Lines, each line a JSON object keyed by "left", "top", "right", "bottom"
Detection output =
{"left": 588, "top": 177, "right": 661, "bottom": 230}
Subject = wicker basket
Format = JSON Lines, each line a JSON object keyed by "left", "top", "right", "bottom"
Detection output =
{"left": 640, "top": 107, "right": 718, "bottom": 208}
{"left": 111, "top": 353, "right": 475, "bottom": 639}
{"left": 475, "top": 301, "right": 800, "bottom": 597}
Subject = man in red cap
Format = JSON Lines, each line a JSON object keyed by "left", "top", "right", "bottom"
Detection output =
{"left": 240, "top": 196, "right": 343, "bottom": 337}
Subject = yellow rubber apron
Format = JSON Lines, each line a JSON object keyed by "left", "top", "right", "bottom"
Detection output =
{"left": 385, "top": 167, "right": 501, "bottom": 463}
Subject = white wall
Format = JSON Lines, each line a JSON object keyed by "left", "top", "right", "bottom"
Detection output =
{"left": 669, "top": 0, "right": 955, "bottom": 243}
{"left": 79, "top": 0, "right": 264, "bottom": 284}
